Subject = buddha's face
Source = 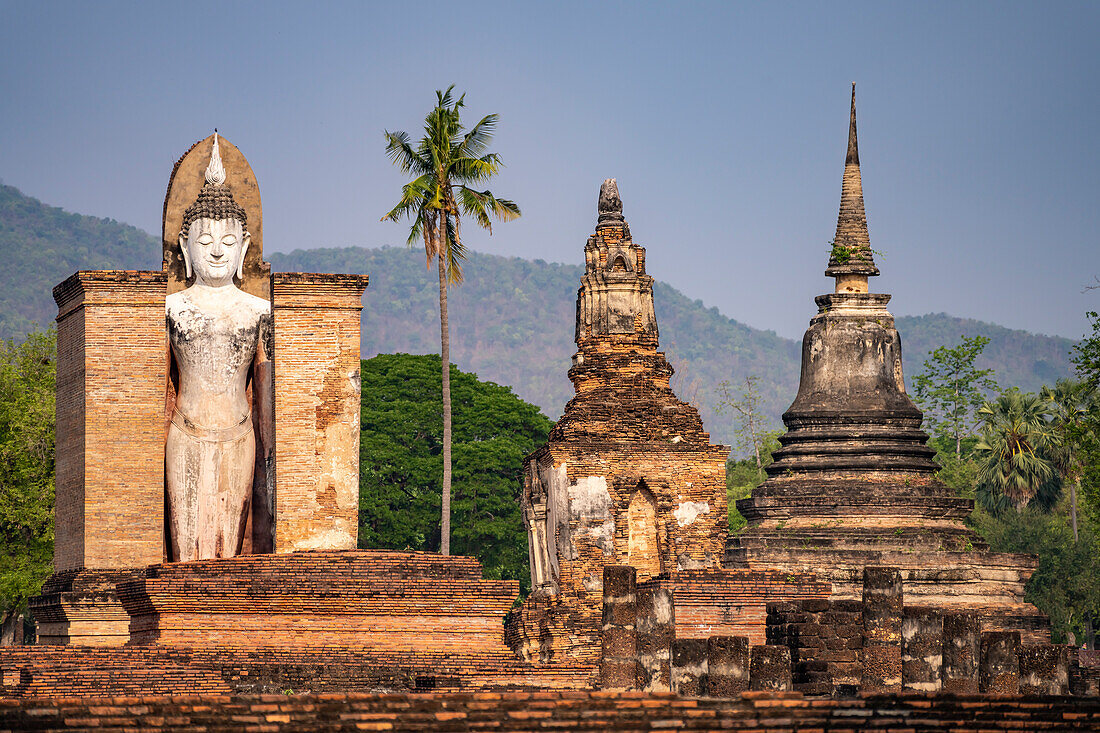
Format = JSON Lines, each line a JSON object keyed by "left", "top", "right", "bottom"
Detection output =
{"left": 180, "top": 217, "right": 250, "bottom": 287}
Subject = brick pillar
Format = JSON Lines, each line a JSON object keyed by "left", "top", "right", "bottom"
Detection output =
{"left": 1019, "top": 645, "right": 1071, "bottom": 695}
{"left": 599, "top": 565, "right": 638, "bottom": 690}
{"left": 706, "top": 636, "right": 750, "bottom": 696}
{"left": 671, "top": 639, "right": 707, "bottom": 696}
{"left": 980, "top": 631, "right": 1020, "bottom": 694}
{"left": 942, "top": 613, "right": 980, "bottom": 693}
{"left": 271, "top": 273, "right": 368, "bottom": 553}
{"left": 635, "top": 581, "right": 674, "bottom": 692}
{"left": 902, "top": 607, "right": 943, "bottom": 692}
{"left": 861, "top": 567, "right": 902, "bottom": 691}
{"left": 749, "top": 645, "right": 792, "bottom": 691}
{"left": 30, "top": 271, "right": 167, "bottom": 646}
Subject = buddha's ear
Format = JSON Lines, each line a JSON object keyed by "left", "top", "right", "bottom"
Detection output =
{"left": 239, "top": 231, "right": 251, "bottom": 281}
{"left": 179, "top": 232, "right": 192, "bottom": 279}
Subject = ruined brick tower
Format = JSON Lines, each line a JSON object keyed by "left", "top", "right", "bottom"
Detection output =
{"left": 724, "top": 86, "right": 1047, "bottom": 640}
{"left": 507, "top": 180, "right": 729, "bottom": 662}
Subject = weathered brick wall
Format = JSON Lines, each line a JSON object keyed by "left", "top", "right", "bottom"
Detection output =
{"left": 767, "top": 599, "right": 863, "bottom": 695}
{"left": 52, "top": 271, "right": 168, "bottom": 572}
{"left": 33, "top": 272, "right": 169, "bottom": 646}
{"left": 674, "top": 569, "right": 830, "bottom": 647}
{"left": 765, "top": 571, "right": 1082, "bottom": 698}
{"left": 271, "top": 273, "right": 368, "bottom": 553}
{"left": 3, "top": 690, "right": 1099, "bottom": 731}
{"left": 0, "top": 645, "right": 595, "bottom": 700}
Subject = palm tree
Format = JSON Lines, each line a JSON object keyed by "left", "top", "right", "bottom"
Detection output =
{"left": 974, "top": 391, "right": 1059, "bottom": 512}
{"left": 381, "top": 87, "right": 520, "bottom": 556}
{"left": 1042, "top": 379, "right": 1094, "bottom": 541}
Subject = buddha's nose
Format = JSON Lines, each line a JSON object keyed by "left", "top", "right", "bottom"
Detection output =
{"left": 211, "top": 240, "right": 225, "bottom": 258}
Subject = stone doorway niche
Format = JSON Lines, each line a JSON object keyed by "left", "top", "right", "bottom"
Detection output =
{"left": 627, "top": 481, "right": 660, "bottom": 581}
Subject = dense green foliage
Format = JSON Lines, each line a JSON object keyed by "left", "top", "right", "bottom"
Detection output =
{"left": 0, "top": 184, "right": 159, "bottom": 339}
{"left": 725, "top": 431, "right": 781, "bottom": 533}
{"left": 913, "top": 336, "right": 999, "bottom": 456}
{"left": 1073, "top": 312, "right": 1100, "bottom": 529}
{"left": 970, "top": 504, "right": 1100, "bottom": 645}
{"left": 916, "top": 329, "right": 1100, "bottom": 645}
{"left": 0, "top": 330, "right": 56, "bottom": 623}
{"left": 974, "top": 391, "right": 1059, "bottom": 512}
{"left": 357, "top": 353, "right": 550, "bottom": 593}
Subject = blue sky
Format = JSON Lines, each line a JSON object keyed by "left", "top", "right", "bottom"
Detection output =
{"left": 1, "top": 1, "right": 1097, "bottom": 340}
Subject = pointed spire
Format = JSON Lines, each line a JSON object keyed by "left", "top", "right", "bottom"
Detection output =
{"left": 205, "top": 129, "right": 227, "bottom": 186}
{"left": 826, "top": 84, "right": 879, "bottom": 281}
{"left": 846, "top": 82, "right": 859, "bottom": 166}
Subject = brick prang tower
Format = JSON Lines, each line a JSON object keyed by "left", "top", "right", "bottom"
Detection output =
{"left": 724, "top": 86, "right": 1047, "bottom": 641}
{"left": 508, "top": 179, "right": 729, "bottom": 663}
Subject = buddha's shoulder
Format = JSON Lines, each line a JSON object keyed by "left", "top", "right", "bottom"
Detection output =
{"left": 165, "top": 290, "right": 191, "bottom": 316}
{"left": 238, "top": 291, "right": 272, "bottom": 317}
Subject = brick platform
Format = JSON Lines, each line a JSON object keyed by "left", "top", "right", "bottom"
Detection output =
{"left": 117, "top": 551, "right": 519, "bottom": 651}
{"left": 2, "top": 690, "right": 1099, "bottom": 731}
{"left": 0, "top": 645, "right": 595, "bottom": 700}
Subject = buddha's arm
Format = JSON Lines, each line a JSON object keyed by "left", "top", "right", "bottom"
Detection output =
{"left": 251, "top": 311, "right": 276, "bottom": 553}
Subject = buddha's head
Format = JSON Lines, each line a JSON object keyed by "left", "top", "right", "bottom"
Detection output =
{"left": 179, "top": 133, "right": 250, "bottom": 287}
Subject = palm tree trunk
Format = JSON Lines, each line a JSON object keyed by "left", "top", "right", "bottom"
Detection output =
{"left": 438, "top": 247, "right": 452, "bottom": 556}
{"left": 1071, "top": 476, "right": 1080, "bottom": 544}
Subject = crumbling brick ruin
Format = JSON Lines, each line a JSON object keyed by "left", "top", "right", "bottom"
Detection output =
{"left": 723, "top": 86, "right": 1047, "bottom": 641}
{"left": 590, "top": 563, "right": 1093, "bottom": 698}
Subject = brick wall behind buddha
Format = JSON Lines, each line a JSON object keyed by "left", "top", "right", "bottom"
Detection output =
{"left": 53, "top": 271, "right": 167, "bottom": 571}
{"left": 271, "top": 273, "right": 368, "bottom": 553}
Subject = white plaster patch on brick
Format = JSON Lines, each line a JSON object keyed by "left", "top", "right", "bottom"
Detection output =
{"left": 290, "top": 527, "right": 355, "bottom": 551}
{"left": 570, "top": 476, "right": 615, "bottom": 556}
{"left": 570, "top": 476, "right": 612, "bottom": 521}
{"left": 673, "top": 501, "right": 710, "bottom": 527}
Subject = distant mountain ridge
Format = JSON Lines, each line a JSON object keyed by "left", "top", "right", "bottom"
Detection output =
{"left": 268, "top": 246, "right": 1078, "bottom": 447}
{"left": 0, "top": 183, "right": 1078, "bottom": 448}
{"left": 0, "top": 184, "right": 161, "bottom": 336}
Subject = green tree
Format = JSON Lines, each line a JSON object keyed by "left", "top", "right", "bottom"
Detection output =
{"left": 1042, "top": 379, "right": 1094, "bottom": 542}
{"left": 357, "top": 354, "right": 550, "bottom": 593}
{"left": 970, "top": 503, "right": 1100, "bottom": 646}
{"left": 913, "top": 335, "right": 999, "bottom": 457}
{"left": 381, "top": 88, "right": 520, "bottom": 555}
{"left": 0, "top": 329, "right": 56, "bottom": 628}
{"left": 1073, "top": 311, "right": 1100, "bottom": 529}
{"left": 726, "top": 430, "right": 782, "bottom": 533}
{"left": 716, "top": 375, "right": 770, "bottom": 477}
{"left": 974, "top": 391, "right": 1059, "bottom": 512}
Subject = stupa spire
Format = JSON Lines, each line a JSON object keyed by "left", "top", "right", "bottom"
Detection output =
{"left": 826, "top": 83, "right": 879, "bottom": 290}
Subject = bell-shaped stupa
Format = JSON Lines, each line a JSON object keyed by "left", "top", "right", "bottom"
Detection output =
{"left": 724, "top": 86, "right": 1048, "bottom": 641}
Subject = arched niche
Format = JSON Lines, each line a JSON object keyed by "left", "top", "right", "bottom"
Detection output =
{"left": 626, "top": 481, "right": 660, "bottom": 581}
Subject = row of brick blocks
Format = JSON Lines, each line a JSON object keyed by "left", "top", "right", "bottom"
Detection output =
{"left": 598, "top": 565, "right": 1090, "bottom": 697}
{"left": 5, "top": 690, "right": 1100, "bottom": 732}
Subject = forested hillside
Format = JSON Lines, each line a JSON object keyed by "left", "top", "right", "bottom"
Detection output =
{"left": 270, "top": 246, "right": 1077, "bottom": 447}
{"left": 0, "top": 184, "right": 160, "bottom": 338}
{"left": 0, "top": 184, "right": 1077, "bottom": 450}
